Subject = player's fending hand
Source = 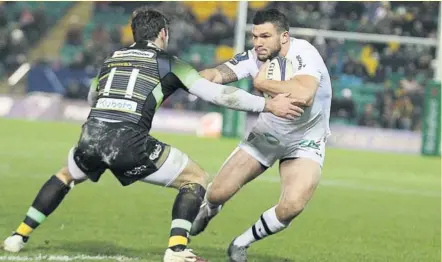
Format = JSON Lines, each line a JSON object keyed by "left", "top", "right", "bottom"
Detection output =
{"left": 264, "top": 93, "right": 306, "bottom": 120}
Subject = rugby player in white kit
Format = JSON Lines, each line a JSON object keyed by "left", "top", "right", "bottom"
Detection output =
{"left": 191, "top": 9, "right": 332, "bottom": 261}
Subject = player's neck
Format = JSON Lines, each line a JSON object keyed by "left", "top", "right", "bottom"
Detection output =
{"left": 143, "top": 40, "right": 164, "bottom": 50}
{"left": 279, "top": 40, "right": 291, "bottom": 57}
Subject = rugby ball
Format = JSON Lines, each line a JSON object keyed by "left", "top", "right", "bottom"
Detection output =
{"left": 263, "top": 56, "right": 294, "bottom": 98}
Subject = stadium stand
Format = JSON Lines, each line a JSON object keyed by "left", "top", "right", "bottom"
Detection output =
{"left": 2, "top": 1, "right": 439, "bottom": 132}
{"left": 0, "top": 1, "right": 73, "bottom": 78}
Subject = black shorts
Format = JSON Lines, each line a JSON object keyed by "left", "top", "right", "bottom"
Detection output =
{"left": 72, "top": 118, "right": 171, "bottom": 186}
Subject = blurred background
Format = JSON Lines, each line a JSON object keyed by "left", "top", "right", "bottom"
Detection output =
{"left": 0, "top": 3, "right": 440, "bottom": 260}
{"left": 0, "top": 1, "right": 440, "bottom": 155}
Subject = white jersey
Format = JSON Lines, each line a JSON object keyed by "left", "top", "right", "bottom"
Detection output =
{"left": 225, "top": 37, "right": 332, "bottom": 137}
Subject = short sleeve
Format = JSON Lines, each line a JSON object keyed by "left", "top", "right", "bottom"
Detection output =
{"left": 223, "top": 50, "right": 256, "bottom": 80}
{"left": 292, "top": 50, "right": 322, "bottom": 82}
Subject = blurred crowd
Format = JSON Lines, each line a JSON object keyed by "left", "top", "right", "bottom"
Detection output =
{"left": 331, "top": 76, "right": 425, "bottom": 130}
{"left": 0, "top": 3, "right": 47, "bottom": 78}
{"left": 1, "top": 1, "right": 439, "bottom": 132}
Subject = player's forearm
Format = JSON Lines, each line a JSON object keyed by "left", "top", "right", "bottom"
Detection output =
{"left": 189, "top": 78, "right": 265, "bottom": 112}
{"left": 199, "top": 68, "right": 222, "bottom": 84}
{"left": 255, "top": 78, "right": 316, "bottom": 106}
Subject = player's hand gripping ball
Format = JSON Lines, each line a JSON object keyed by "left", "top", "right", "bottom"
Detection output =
{"left": 254, "top": 56, "right": 295, "bottom": 99}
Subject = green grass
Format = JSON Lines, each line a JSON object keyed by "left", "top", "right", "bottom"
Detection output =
{"left": 0, "top": 118, "right": 440, "bottom": 262}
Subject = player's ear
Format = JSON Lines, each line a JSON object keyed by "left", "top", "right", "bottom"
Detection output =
{"left": 280, "top": 31, "right": 289, "bottom": 45}
{"left": 159, "top": 28, "right": 167, "bottom": 40}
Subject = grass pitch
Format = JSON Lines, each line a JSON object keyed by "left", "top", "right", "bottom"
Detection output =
{"left": 0, "top": 118, "right": 440, "bottom": 262}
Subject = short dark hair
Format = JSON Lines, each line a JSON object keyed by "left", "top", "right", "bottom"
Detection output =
{"left": 131, "top": 6, "right": 170, "bottom": 42}
{"left": 252, "top": 9, "right": 290, "bottom": 33}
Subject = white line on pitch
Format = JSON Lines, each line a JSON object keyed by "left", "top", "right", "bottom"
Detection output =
{"left": 0, "top": 254, "right": 139, "bottom": 261}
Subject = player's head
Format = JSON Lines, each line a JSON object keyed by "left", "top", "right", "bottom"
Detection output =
{"left": 252, "top": 9, "right": 290, "bottom": 61}
{"left": 131, "top": 6, "right": 170, "bottom": 49}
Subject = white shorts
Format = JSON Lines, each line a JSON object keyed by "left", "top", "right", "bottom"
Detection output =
{"left": 67, "top": 146, "right": 189, "bottom": 187}
{"left": 239, "top": 119, "right": 328, "bottom": 168}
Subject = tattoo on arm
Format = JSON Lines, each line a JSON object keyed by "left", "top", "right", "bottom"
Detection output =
{"left": 215, "top": 64, "right": 238, "bottom": 84}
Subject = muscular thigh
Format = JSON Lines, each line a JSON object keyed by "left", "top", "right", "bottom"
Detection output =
{"left": 278, "top": 158, "right": 322, "bottom": 206}
{"left": 209, "top": 147, "right": 266, "bottom": 199}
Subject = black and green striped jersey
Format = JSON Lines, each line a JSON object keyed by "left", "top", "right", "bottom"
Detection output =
{"left": 88, "top": 41, "right": 201, "bottom": 131}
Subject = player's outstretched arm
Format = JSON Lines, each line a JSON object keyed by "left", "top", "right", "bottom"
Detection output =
{"left": 188, "top": 78, "right": 303, "bottom": 119}
{"left": 199, "top": 64, "right": 239, "bottom": 84}
{"left": 199, "top": 51, "right": 254, "bottom": 85}
{"left": 172, "top": 57, "right": 303, "bottom": 119}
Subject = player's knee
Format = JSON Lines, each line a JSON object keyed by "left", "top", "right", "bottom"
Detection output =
{"left": 206, "top": 182, "right": 231, "bottom": 205}
{"left": 178, "top": 170, "right": 208, "bottom": 189}
{"left": 276, "top": 199, "right": 306, "bottom": 223}
{"left": 55, "top": 167, "right": 75, "bottom": 185}
{"left": 179, "top": 183, "right": 206, "bottom": 201}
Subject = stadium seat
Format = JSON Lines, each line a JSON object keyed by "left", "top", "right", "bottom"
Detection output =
{"left": 249, "top": 1, "right": 269, "bottom": 10}
{"left": 191, "top": 2, "right": 217, "bottom": 23}
{"left": 361, "top": 83, "right": 384, "bottom": 95}
{"left": 331, "top": 117, "right": 351, "bottom": 125}
{"left": 219, "top": 1, "right": 237, "bottom": 20}
{"left": 388, "top": 72, "right": 405, "bottom": 86}
{"left": 215, "top": 45, "right": 234, "bottom": 63}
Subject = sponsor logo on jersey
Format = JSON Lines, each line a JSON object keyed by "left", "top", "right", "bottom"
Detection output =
{"left": 228, "top": 51, "right": 249, "bottom": 65}
{"left": 149, "top": 144, "right": 163, "bottom": 161}
{"left": 107, "top": 62, "right": 132, "bottom": 68}
{"left": 112, "top": 50, "right": 155, "bottom": 58}
{"left": 96, "top": 98, "right": 137, "bottom": 112}
{"left": 295, "top": 55, "right": 306, "bottom": 70}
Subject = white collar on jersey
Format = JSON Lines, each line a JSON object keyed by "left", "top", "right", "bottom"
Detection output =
{"left": 129, "top": 41, "right": 163, "bottom": 51}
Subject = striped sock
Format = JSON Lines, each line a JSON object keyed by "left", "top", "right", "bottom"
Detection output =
{"left": 168, "top": 183, "right": 205, "bottom": 252}
{"left": 14, "top": 175, "right": 70, "bottom": 239}
{"left": 15, "top": 207, "right": 47, "bottom": 238}
{"left": 234, "top": 206, "right": 287, "bottom": 247}
{"left": 168, "top": 219, "right": 192, "bottom": 251}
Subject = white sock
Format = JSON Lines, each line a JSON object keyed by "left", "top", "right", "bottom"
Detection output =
{"left": 233, "top": 206, "right": 287, "bottom": 247}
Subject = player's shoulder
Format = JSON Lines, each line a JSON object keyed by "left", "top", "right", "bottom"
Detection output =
{"left": 227, "top": 49, "right": 257, "bottom": 66}
{"left": 287, "top": 37, "right": 323, "bottom": 63}
{"left": 291, "top": 37, "right": 317, "bottom": 51}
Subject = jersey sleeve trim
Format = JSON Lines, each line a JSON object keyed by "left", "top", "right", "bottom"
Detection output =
{"left": 188, "top": 78, "right": 265, "bottom": 113}
{"left": 171, "top": 57, "right": 202, "bottom": 89}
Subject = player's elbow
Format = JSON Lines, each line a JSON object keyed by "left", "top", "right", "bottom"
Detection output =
{"left": 296, "top": 86, "right": 317, "bottom": 107}
{"left": 286, "top": 88, "right": 314, "bottom": 107}
{"left": 303, "top": 95, "right": 315, "bottom": 107}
